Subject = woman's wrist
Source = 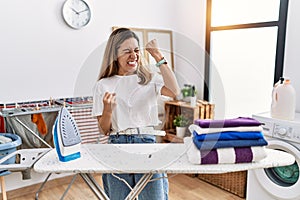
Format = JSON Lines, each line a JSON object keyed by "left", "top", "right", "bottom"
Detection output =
{"left": 156, "top": 57, "right": 167, "bottom": 67}
{"left": 150, "top": 51, "right": 164, "bottom": 62}
{"left": 102, "top": 108, "right": 113, "bottom": 115}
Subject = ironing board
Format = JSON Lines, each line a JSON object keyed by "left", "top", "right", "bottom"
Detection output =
{"left": 33, "top": 143, "right": 295, "bottom": 200}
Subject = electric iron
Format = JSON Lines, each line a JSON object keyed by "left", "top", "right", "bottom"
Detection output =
{"left": 53, "top": 107, "right": 81, "bottom": 162}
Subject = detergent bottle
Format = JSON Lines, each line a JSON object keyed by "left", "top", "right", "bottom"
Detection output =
{"left": 271, "top": 77, "right": 296, "bottom": 120}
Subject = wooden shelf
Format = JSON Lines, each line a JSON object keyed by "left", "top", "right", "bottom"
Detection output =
{"left": 163, "top": 100, "right": 214, "bottom": 143}
{"left": 162, "top": 133, "right": 183, "bottom": 143}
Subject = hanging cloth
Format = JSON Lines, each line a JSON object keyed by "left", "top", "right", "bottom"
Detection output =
{"left": 31, "top": 113, "right": 48, "bottom": 135}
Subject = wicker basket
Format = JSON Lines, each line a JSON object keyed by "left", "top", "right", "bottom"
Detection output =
{"left": 197, "top": 171, "right": 247, "bottom": 198}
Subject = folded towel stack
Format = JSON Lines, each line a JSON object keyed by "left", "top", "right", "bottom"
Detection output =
{"left": 184, "top": 117, "right": 268, "bottom": 164}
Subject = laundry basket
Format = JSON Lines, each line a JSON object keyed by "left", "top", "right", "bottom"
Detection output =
{"left": 0, "top": 133, "right": 22, "bottom": 176}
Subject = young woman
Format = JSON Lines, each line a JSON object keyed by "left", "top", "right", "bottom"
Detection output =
{"left": 92, "top": 28, "right": 180, "bottom": 200}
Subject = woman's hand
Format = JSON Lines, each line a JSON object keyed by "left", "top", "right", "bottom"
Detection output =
{"left": 145, "top": 39, "right": 164, "bottom": 61}
{"left": 98, "top": 92, "right": 116, "bottom": 135}
{"left": 102, "top": 92, "right": 116, "bottom": 113}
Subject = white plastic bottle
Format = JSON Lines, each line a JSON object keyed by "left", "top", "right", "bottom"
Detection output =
{"left": 271, "top": 77, "right": 296, "bottom": 120}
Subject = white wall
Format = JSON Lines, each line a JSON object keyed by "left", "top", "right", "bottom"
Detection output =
{"left": 1, "top": 0, "right": 206, "bottom": 191}
{"left": 172, "top": 0, "right": 207, "bottom": 100}
{"left": 284, "top": 0, "right": 300, "bottom": 112}
{"left": 0, "top": 0, "right": 206, "bottom": 103}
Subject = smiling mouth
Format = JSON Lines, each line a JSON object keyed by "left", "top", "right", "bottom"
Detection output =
{"left": 128, "top": 61, "right": 137, "bottom": 66}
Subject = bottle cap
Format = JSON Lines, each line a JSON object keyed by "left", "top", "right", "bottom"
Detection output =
{"left": 279, "top": 77, "right": 284, "bottom": 84}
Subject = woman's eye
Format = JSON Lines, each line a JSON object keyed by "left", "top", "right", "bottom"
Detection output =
{"left": 122, "top": 49, "right": 139, "bottom": 54}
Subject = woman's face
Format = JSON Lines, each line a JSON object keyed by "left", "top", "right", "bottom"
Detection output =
{"left": 117, "top": 37, "right": 140, "bottom": 76}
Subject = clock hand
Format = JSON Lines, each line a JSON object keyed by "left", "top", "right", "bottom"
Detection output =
{"left": 78, "top": 9, "right": 88, "bottom": 14}
{"left": 70, "top": 7, "right": 79, "bottom": 15}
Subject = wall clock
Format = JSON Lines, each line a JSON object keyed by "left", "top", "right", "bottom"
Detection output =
{"left": 62, "top": 0, "right": 91, "bottom": 29}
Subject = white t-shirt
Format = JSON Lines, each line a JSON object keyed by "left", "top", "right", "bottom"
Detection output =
{"left": 92, "top": 74, "right": 164, "bottom": 132}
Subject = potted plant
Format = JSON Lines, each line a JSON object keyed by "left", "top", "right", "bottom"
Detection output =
{"left": 181, "top": 84, "right": 197, "bottom": 104}
{"left": 173, "top": 114, "right": 190, "bottom": 138}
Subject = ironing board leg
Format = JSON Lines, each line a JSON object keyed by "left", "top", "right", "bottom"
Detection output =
{"left": 125, "top": 173, "right": 153, "bottom": 200}
{"left": 35, "top": 173, "right": 52, "bottom": 200}
{"left": 85, "top": 173, "right": 107, "bottom": 195}
{"left": 80, "top": 173, "right": 109, "bottom": 200}
{"left": 59, "top": 174, "right": 78, "bottom": 200}
{"left": 0, "top": 176, "right": 7, "bottom": 200}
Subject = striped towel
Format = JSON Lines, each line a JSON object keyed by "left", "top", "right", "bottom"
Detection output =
{"left": 184, "top": 137, "right": 267, "bottom": 164}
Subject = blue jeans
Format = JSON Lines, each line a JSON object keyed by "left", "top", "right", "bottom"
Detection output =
{"left": 102, "top": 134, "right": 169, "bottom": 200}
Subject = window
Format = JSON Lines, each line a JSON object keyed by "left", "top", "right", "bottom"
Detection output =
{"left": 205, "top": 0, "right": 289, "bottom": 118}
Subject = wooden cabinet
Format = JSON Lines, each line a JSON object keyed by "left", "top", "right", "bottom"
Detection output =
{"left": 162, "top": 100, "right": 214, "bottom": 143}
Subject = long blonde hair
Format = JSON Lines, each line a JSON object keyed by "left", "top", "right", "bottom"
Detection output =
{"left": 98, "top": 28, "right": 152, "bottom": 85}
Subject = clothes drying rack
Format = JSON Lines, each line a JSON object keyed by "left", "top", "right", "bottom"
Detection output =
{"left": 0, "top": 97, "right": 108, "bottom": 199}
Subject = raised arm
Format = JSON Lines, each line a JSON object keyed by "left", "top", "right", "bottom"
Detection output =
{"left": 146, "top": 39, "right": 180, "bottom": 98}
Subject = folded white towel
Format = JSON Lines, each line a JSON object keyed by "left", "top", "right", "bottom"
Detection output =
{"left": 184, "top": 137, "right": 267, "bottom": 164}
{"left": 189, "top": 124, "right": 263, "bottom": 135}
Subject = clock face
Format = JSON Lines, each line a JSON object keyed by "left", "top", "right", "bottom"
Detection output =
{"left": 62, "top": 0, "right": 91, "bottom": 29}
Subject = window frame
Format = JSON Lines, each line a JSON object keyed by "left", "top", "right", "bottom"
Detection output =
{"left": 204, "top": 0, "right": 289, "bottom": 100}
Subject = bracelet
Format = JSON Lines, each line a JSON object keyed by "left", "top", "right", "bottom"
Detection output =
{"left": 155, "top": 57, "right": 167, "bottom": 67}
